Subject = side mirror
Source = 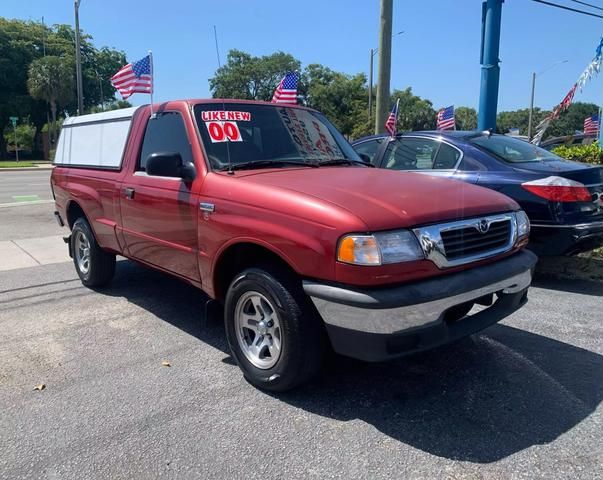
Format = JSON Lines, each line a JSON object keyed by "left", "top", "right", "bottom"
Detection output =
{"left": 358, "top": 153, "right": 371, "bottom": 164}
{"left": 146, "top": 152, "right": 196, "bottom": 181}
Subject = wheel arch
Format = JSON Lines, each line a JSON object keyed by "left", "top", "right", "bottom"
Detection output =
{"left": 212, "top": 241, "right": 299, "bottom": 302}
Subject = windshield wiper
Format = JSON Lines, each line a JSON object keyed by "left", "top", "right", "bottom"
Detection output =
{"left": 219, "top": 160, "right": 318, "bottom": 171}
{"left": 319, "top": 158, "right": 375, "bottom": 167}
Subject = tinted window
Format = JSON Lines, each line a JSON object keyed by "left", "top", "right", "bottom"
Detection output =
{"left": 433, "top": 143, "right": 461, "bottom": 169}
{"left": 470, "top": 134, "right": 560, "bottom": 163}
{"left": 193, "top": 103, "right": 361, "bottom": 170}
{"left": 354, "top": 139, "right": 383, "bottom": 164}
{"left": 138, "top": 112, "right": 192, "bottom": 171}
{"left": 382, "top": 138, "right": 440, "bottom": 170}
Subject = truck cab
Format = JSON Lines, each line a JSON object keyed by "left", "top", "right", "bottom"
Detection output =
{"left": 52, "top": 99, "right": 536, "bottom": 391}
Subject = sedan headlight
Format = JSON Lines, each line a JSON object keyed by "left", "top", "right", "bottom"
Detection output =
{"left": 337, "top": 230, "right": 424, "bottom": 265}
{"left": 515, "top": 210, "right": 530, "bottom": 240}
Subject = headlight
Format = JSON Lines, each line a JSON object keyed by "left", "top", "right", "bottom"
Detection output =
{"left": 515, "top": 210, "right": 530, "bottom": 239}
{"left": 337, "top": 230, "right": 424, "bottom": 265}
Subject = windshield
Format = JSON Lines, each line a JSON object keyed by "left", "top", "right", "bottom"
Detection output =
{"left": 470, "top": 134, "right": 562, "bottom": 163}
{"left": 193, "top": 103, "right": 362, "bottom": 170}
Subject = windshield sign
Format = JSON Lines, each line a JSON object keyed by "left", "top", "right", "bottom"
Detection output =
{"left": 470, "top": 135, "right": 562, "bottom": 163}
{"left": 194, "top": 103, "right": 361, "bottom": 170}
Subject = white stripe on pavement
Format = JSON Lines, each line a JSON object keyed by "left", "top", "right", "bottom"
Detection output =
{"left": 0, "top": 200, "right": 54, "bottom": 209}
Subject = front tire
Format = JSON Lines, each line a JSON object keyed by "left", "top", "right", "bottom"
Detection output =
{"left": 71, "top": 217, "right": 116, "bottom": 288}
{"left": 224, "top": 266, "right": 324, "bottom": 392}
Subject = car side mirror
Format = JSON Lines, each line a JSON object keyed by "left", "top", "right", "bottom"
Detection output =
{"left": 146, "top": 152, "right": 196, "bottom": 181}
{"left": 358, "top": 153, "right": 371, "bottom": 164}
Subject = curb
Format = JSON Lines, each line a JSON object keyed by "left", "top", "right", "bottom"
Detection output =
{"left": 0, "top": 166, "right": 54, "bottom": 172}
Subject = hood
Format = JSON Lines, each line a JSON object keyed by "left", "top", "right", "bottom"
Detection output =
{"left": 237, "top": 167, "right": 518, "bottom": 231}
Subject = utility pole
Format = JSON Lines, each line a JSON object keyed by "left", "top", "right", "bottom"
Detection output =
{"left": 374, "top": 0, "right": 393, "bottom": 134}
{"left": 477, "top": 0, "right": 503, "bottom": 131}
{"left": 527, "top": 72, "right": 536, "bottom": 140}
{"left": 368, "top": 48, "right": 374, "bottom": 121}
{"left": 74, "top": 0, "right": 84, "bottom": 115}
{"left": 528, "top": 60, "right": 568, "bottom": 140}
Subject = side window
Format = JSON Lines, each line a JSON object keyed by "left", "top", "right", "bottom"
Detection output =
{"left": 353, "top": 139, "right": 383, "bottom": 164}
{"left": 138, "top": 112, "right": 192, "bottom": 171}
{"left": 382, "top": 138, "right": 440, "bottom": 171}
{"left": 433, "top": 142, "right": 461, "bottom": 170}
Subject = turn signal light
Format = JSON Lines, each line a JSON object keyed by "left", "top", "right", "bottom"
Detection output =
{"left": 521, "top": 176, "right": 592, "bottom": 202}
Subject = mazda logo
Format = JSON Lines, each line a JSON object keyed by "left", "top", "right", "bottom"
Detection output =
{"left": 477, "top": 219, "right": 490, "bottom": 234}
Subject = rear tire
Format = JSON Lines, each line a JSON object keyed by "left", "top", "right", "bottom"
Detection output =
{"left": 71, "top": 217, "right": 115, "bottom": 288}
{"left": 224, "top": 266, "right": 325, "bottom": 392}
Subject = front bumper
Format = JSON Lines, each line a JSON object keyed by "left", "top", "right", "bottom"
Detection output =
{"left": 530, "top": 220, "right": 603, "bottom": 255}
{"left": 304, "top": 250, "right": 537, "bottom": 362}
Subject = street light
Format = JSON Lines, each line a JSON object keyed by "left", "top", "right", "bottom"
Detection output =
{"left": 368, "top": 30, "right": 404, "bottom": 120}
{"left": 94, "top": 69, "right": 104, "bottom": 111}
{"left": 74, "top": 0, "right": 84, "bottom": 115}
{"left": 527, "top": 59, "right": 568, "bottom": 140}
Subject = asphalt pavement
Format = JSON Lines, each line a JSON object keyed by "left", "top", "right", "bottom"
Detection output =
{"left": 0, "top": 175, "right": 602, "bottom": 479}
{"left": 0, "top": 169, "right": 54, "bottom": 206}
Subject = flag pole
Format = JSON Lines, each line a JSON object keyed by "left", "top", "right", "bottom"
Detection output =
{"left": 148, "top": 50, "right": 155, "bottom": 118}
{"left": 394, "top": 98, "right": 400, "bottom": 136}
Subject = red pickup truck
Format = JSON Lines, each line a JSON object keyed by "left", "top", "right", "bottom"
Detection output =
{"left": 51, "top": 99, "right": 536, "bottom": 391}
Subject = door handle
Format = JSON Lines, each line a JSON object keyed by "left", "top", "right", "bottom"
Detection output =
{"left": 124, "top": 187, "right": 135, "bottom": 199}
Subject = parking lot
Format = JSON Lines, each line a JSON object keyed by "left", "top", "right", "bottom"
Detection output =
{"left": 1, "top": 170, "right": 602, "bottom": 479}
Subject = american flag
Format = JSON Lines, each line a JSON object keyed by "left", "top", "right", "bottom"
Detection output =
{"left": 437, "top": 105, "right": 455, "bottom": 130}
{"left": 584, "top": 114, "right": 600, "bottom": 136}
{"left": 271, "top": 72, "right": 298, "bottom": 104}
{"left": 111, "top": 55, "right": 153, "bottom": 100}
{"left": 385, "top": 99, "right": 399, "bottom": 136}
{"left": 551, "top": 83, "right": 577, "bottom": 119}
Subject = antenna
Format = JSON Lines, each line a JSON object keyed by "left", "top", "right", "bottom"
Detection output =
{"left": 213, "top": 25, "right": 233, "bottom": 174}
{"left": 213, "top": 25, "right": 222, "bottom": 68}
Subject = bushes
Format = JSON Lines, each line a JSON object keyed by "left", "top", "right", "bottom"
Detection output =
{"left": 551, "top": 142, "right": 603, "bottom": 165}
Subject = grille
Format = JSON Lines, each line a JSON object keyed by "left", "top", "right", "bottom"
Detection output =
{"left": 441, "top": 219, "right": 512, "bottom": 261}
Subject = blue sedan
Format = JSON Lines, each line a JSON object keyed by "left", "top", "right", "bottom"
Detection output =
{"left": 352, "top": 131, "right": 603, "bottom": 255}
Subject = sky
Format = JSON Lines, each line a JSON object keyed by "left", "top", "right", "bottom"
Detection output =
{"left": 3, "top": 0, "right": 603, "bottom": 112}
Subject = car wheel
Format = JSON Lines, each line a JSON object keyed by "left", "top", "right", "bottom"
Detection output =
{"left": 224, "top": 266, "right": 325, "bottom": 392}
{"left": 71, "top": 217, "right": 116, "bottom": 288}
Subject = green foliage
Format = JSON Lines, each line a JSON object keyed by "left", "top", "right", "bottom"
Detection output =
{"left": 455, "top": 106, "right": 477, "bottom": 131}
{"left": 27, "top": 56, "right": 75, "bottom": 110}
{"left": 0, "top": 18, "right": 127, "bottom": 158}
{"left": 392, "top": 88, "right": 436, "bottom": 132}
{"left": 303, "top": 64, "right": 367, "bottom": 137}
{"left": 547, "top": 102, "right": 600, "bottom": 138}
{"left": 496, "top": 108, "right": 548, "bottom": 136}
{"left": 3, "top": 122, "right": 36, "bottom": 151}
{"left": 89, "top": 100, "right": 132, "bottom": 114}
{"left": 551, "top": 141, "right": 603, "bottom": 165}
{"left": 209, "top": 50, "right": 301, "bottom": 101}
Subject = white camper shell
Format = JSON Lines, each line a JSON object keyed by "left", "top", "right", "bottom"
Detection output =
{"left": 54, "top": 106, "right": 142, "bottom": 169}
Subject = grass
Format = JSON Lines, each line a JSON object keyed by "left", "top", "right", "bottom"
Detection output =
{"left": 0, "top": 161, "right": 35, "bottom": 168}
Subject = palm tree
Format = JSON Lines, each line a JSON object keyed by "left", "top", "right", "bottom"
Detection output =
{"left": 27, "top": 56, "right": 74, "bottom": 144}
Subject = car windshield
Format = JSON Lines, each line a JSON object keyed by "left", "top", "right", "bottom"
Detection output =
{"left": 469, "top": 134, "right": 562, "bottom": 163}
{"left": 193, "top": 103, "right": 362, "bottom": 170}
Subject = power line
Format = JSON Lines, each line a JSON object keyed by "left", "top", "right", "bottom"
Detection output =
{"left": 531, "top": 0, "right": 603, "bottom": 18}
{"left": 569, "top": 0, "right": 603, "bottom": 12}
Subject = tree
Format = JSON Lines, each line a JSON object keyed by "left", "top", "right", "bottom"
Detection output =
{"left": 0, "top": 18, "right": 127, "bottom": 157}
{"left": 455, "top": 107, "right": 477, "bottom": 131}
{"left": 27, "top": 56, "right": 74, "bottom": 144}
{"left": 392, "top": 88, "right": 437, "bottom": 132}
{"left": 3, "top": 122, "right": 36, "bottom": 153}
{"left": 209, "top": 49, "right": 301, "bottom": 101}
{"left": 547, "top": 102, "right": 600, "bottom": 138}
{"left": 303, "top": 64, "right": 368, "bottom": 137}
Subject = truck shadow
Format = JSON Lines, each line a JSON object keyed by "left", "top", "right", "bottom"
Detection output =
{"left": 105, "top": 260, "right": 603, "bottom": 464}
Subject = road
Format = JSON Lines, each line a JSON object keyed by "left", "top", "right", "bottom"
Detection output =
{"left": 0, "top": 173, "right": 602, "bottom": 479}
{"left": 0, "top": 169, "right": 53, "bottom": 206}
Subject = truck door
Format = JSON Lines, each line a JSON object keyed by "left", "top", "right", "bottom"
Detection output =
{"left": 120, "top": 110, "right": 200, "bottom": 281}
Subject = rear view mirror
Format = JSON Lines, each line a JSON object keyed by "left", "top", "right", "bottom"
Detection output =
{"left": 146, "top": 152, "right": 196, "bottom": 181}
{"left": 358, "top": 153, "right": 371, "bottom": 164}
